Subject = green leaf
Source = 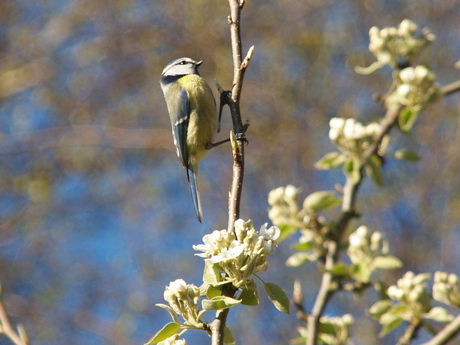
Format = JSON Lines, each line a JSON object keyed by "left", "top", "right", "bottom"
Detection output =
{"left": 379, "top": 314, "right": 403, "bottom": 337}
{"left": 290, "top": 336, "right": 306, "bottom": 345}
{"left": 144, "top": 322, "right": 181, "bottom": 345}
{"left": 365, "top": 154, "right": 383, "bottom": 186}
{"left": 302, "top": 191, "right": 341, "bottom": 212}
{"left": 314, "top": 152, "right": 346, "bottom": 170}
{"left": 327, "top": 262, "right": 350, "bottom": 277}
{"left": 318, "top": 319, "right": 337, "bottom": 335}
{"left": 394, "top": 148, "right": 421, "bottom": 162}
{"left": 277, "top": 224, "right": 298, "bottom": 242}
{"left": 201, "top": 296, "right": 241, "bottom": 311}
{"left": 375, "top": 281, "right": 390, "bottom": 300}
{"left": 223, "top": 325, "right": 235, "bottom": 344}
{"left": 399, "top": 107, "right": 419, "bottom": 132}
{"left": 343, "top": 158, "right": 361, "bottom": 183}
{"left": 239, "top": 281, "right": 259, "bottom": 306}
{"left": 206, "top": 284, "right": 223, "bottom": 299}
{"left": 203, "top": 260, "right": 222, "bottom": 285}
{"left": 373, "top": 255, "right": 403, "bottom": 270}
{"left": 292, "top": 241, "right": 314, "bottom": 251}
{"left": 155, "top": 304, "right": 180, "bottom": 324}
{"left": 263, "top": 282, "right": 290, "bottom": 314}
{"left": 350, "top": 263, "right": 372, "bottom": 284}
{"left": 286, "top": 252, "right": 317, "bottom": 267}
{"left": 424, "top": 307, "right": 454, "bottom": 323}
{"left": 368, "top": 300, "right": 394, "bottom": 318}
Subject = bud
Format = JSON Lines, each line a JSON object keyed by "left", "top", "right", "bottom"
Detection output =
{"left": 397, "top": 84, "right": 413, "bottom": 97}
{"left": 399, "top": 67, "right": 416, "bottom": 84}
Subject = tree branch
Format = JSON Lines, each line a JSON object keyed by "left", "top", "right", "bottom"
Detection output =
{"left": 210, "top": 1, "right": 249, "bottom": 345}
{"left": 397, "top": 321, "right": 421, "bottom": 345}
{"left": 226, "top": 0, "right": 249, "bottom": 234}
{"left": 419, "top": 315, "right": 460, "bottom": 345}
{"left": 0, "top": 289, "right": 29, "bottom": 345}
{"left": 304, "top": 78, "right": 460, "bottom": 345}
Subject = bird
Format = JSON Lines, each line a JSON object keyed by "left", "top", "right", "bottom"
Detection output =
{"left": 160, "top": 57, "right": 217, "bottom": 223}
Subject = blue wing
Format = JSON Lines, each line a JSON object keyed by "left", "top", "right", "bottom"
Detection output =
{"left": 172, "top": 86, "right": 190, "bottom": 169}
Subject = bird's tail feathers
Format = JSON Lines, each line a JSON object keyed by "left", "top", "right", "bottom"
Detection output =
{"left": 187, "top": 168, "right": 203, "bottom": 223}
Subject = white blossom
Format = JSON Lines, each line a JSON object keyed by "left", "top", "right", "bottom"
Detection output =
{"left": 260, "top": 223, "right": 280, "bottom": 241}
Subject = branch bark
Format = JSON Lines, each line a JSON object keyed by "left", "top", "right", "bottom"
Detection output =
{"left": 420, "top": 314, "right": 460, "bottom": 345}
{"left": 210, "top": 1, "right": 249, "bottom": 345}
{"left": 0, "top": 292, "right": 29, "bottom": 345}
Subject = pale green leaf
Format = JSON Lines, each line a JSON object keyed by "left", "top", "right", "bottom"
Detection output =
{"left": 375, "top": 281, "right": 390, "bottom": 300}
{"left": 368, "top": 300, "right": 394, "bottom": 318}
{"left": 394, "top": 148, "right": 421, "bottom": 162}
{"left": 201, "top": 296, "right": 241, "bottom": 311}
{"left": 343, "top": 158, "right": 361, "bottom": 183}
{"left": 203, "top": 260, "right": 222, "bottom": 285}
{"left": 155, "top": 304, "right": 180, "bottom": 324}
{"left": 314, "top": 152, "right": 346, "bottom": 170}
{"left": 302, "top": 191, "right": 341, "bottom": 212}
{"left": 144, "top": 322, "right": 181, "bottom": 345}
{"left": 424, "top": 307, "right": 454, "bottom": 323}
{"left": 350, "top": 263, "right": 372, "bottom": 284}
{"left": 277, "top": 224, "right": 298, "bottom": 243}
{"left": 239, "top": 281, "right": 259, "bottom": 306}
{"left": 206, "top": 284, "right": 223, "bottom": 299}
{"left": 286, "top": 252, "right": 317, "bottom": 267}
{"left": 223, "top": 325, "right": 235, "bottom": 344}
{"left": 373, "top": 256, "right": 403, "bottom": 270}
{"left": 292, "top": 242, "right": 314, "bottom": 251}
{"left": 379, "top": 314, "right": 403, "bottom": 337}
{"left": 399, "top": 108, "right": 419, "bottom": 132}
{"left": 327, "top": 262, "right": 350, "bottom": 277}
{"left": 263, "top": 282, "right": 290, "bottom": 314}
{"left": 366, "top": 154, "right": 383, "bottom": 186}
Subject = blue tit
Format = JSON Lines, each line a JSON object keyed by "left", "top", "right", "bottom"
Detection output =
{"left": 160, "top": 57, "right": 216, "bottom": 223}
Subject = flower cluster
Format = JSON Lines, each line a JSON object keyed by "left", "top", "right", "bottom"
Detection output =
{"left": 348, "top": 226, "right": 388, "bottom": 263}
{"left": 357, "top": 19, "right": 435, "bottom": 74}
{"left": 433, "top": 271, "right": 460, "bottom": 308}
{"left": 297, "top": 314, "right": 354, "bottom": 345}
{"left": 395, "top": 65, "right": 439, "bottom": 110}
{"left": 193, "top": 220, "right": 280, "bottom": 288}
{"left": 268, "top": 185, "right": 303, "bottom": 227}
{"left": 387, "top": 271, "right": 432, "bottom": 319}
{"left": 329, "top": 117, "right": 382, "bottom": 156}
{"left": 347, "top": 226, "right": 401, "bottom": 283}
{"left": 163, "top": 279, "right": 203, "bottom": 328}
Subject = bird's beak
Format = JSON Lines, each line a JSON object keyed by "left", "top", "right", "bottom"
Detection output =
{"left": 195, "top": 60, "right": 203, "bottom": 67}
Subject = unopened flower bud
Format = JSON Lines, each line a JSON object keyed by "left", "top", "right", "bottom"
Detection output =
{"left": 400, "top": 67, "right": 416, "bottom": 83}
{"left": 397, "top": 84, "right": 413, "bottom": 97}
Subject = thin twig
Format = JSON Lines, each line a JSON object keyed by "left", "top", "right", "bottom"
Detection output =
{"left": 397, "top": 321, "right": 421, "bottom": 345}
{"left": 0, "top": 293, "right": 29, "bottom": 345}
{"left": 210, "top": 1, "right": 249, "bottom": 344}
{"left": 226, "top": 0, "right": 248, "bottom": 234}
{"left": 306, "top": 241, "right": 337, "bottom": 345}
{"left": 419, "top": 315, "right": 460, "bottom": 345}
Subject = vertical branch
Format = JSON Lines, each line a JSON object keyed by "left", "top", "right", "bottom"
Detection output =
{"left": 210, "top": 2, "right": 251, "bottom": 345}
{"left": 305, "top": 102, "right": 403, "bottom": 345}
{"left": 226, "top": 0, "right": 250, "bottom": 233}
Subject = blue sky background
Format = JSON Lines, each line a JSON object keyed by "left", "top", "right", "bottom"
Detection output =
{"left": 0, "top": 1, "right": 460, "bottom": 344}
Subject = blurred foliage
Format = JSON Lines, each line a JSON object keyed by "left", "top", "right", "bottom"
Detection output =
{"left": 0, "top": 0, "right": 459, "bottom": 344}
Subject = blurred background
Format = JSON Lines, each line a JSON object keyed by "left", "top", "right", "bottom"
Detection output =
{"left": 0, "top": 0, "right": 459, "bottom": 344}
